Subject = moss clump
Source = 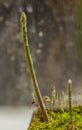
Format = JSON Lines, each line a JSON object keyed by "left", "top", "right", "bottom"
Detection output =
{"left": 28, "top": 106, "right": 82, "bottom": 130}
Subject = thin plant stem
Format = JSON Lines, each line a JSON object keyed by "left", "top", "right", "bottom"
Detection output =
{"left": 20, "top": 12, "right": 49, "bottom": 122}
{"left": 68, "top": 79, "right": 73, "bottom": 124}
{"left": 52, "top": 87, "right": 56, "bottom": 110}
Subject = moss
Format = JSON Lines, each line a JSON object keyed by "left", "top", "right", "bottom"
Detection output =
{"left": 28, "top": 106, "right": 82, "bottom": 130}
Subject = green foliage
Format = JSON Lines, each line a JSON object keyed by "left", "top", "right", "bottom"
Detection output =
{"left": 51, "top": 88, "right": 67, "bottom": 111}
{"left": 29, "top": 80, "right": 82, "bottom": 130}
{"left": 28, "top": 106, "right": 82, "bottom": 130}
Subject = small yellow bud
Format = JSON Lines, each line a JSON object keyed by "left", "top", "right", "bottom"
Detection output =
{"left": 68, "top": 79, "right": 72, "bottom": 85}
{"left": 43, "top": 96, "right": 51, "bottom": 103}
{"left": 20, "top": 12, "right": 27, "bottom": 26}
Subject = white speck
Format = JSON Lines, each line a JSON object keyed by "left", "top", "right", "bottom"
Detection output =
{"left": 7, "top": 49, "right": 12, "bottom": 54}
{"left": 36, "top": 49, "right": 41, "bottom": 54}
{"left": 5, "top": 21, "right": 13, "bottom": 26}
{"left": 16, "top": 33, "right": 23, "bottom": 42}
{"left": 68, "top": 79, "right": 72, "bottom": 84}
{"left": 26, "top": 4, "right": 33, "bottom": 13}
{"left": 10, "top": 56, "right": 15, "bottom": 61}
{"left": 38, "top": 20, "right": 45, "bottom": 25}
{"left": 38, "top": 32, "right": 43, "bottom": 37}
{"left": 59, "top": 26, "right": 63, "bottom": 31}
{"left": 20, "top": 62, "right": 26, "bottom": 68}
{"left": 3, "top": 2, "right": 10, "bottom": 8}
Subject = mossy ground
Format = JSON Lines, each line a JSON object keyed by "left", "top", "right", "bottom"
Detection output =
{"left": 28, "top": 106, "right": 82, "bottom": 130}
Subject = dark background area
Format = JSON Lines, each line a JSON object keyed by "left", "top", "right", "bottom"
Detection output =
{"left": 0, "top": 0, "right": 82, "bottom": 105}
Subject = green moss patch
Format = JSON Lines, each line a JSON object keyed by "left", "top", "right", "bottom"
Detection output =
{"left": 28, "top": 106, "right": 82, "bottom": 130}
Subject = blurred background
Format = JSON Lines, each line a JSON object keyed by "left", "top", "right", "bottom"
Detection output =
{"left": 0, "top": 0, "right": 82, "bottom": 129}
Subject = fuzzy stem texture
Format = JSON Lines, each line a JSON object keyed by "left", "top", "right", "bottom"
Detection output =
{"left": 20, "top": 12, "right": 49, "bottom": 122}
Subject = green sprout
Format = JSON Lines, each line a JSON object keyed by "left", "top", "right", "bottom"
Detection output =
{"left": 52, "top": 87, "right": 56, "bottom": 110}
{"left": 20, "top": 12, "right": 49, "bottom": 122}
{"left": 52, "top": 87, "right": 59, "bottom": 110}
{"left": 68, "top": 79, "right": 73, "bottom": 123}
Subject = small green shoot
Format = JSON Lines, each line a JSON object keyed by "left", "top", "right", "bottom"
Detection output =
{"left": 68, "top": 79, "right": 73, "bottom": 123}
{"left": 20, "top": 12, "right": 49, "bottom": 122}
{"left": 68, "top": 79, "right": 74, "bottom": 130}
